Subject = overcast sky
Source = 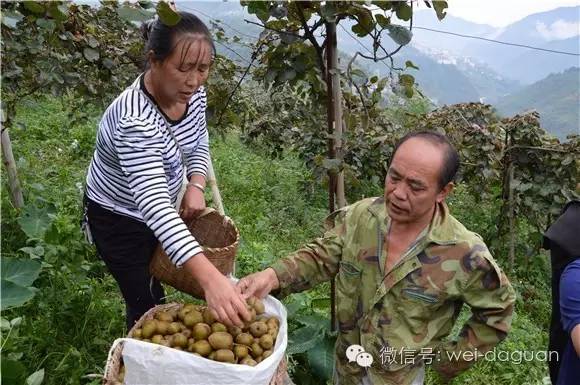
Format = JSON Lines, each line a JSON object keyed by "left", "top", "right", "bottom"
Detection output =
{"left": 435, "top": 0, "right": 580, "bottom": 27}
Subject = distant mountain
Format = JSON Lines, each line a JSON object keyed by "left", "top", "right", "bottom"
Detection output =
{"left": 411, "top": 10, "right": 496, "bottom": 53}
{"left": 501, "top": 36, "right": 580, "bottom": 84}
{"left": 496, "top": 67, "right": 580, "bottom": 140}
{"left": 461, "top": 6, "right": 580, "bottom": 83}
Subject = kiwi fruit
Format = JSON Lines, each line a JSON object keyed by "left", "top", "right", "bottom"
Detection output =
{"left": 172, "top": 333, "right": 188, "bottom": 348}
{"left": 156, "top": 321, "right": 170, "bottom": 335}
{"left": 249, "top": 321, "right": 268, "bottom": 338}
{"left": 253, "top": 298, "right": 265, "bottom": 315}
{"left": 192, "top": 340, "right": 212, "bottom": 357}
{"left": 235, "top": 333, "right": 254, "bottom": 346}
{"left": 155, "top": 311, "right": 174, "bottom": 323}
{"left": 141, "top": 320, "right": 158, "bottom": 339}
{"left": 211, "top": 322, "right": 227, "bottom": 333}
{"left": 259, "top": 334, "right": 274, "bottom": 350}
{"left": 167, "top": 322, "right": 181, "bottom": 335}
{"left": 215, "top": 349, "right": 236, "bottom": 364}
{"left": 130, "top": 305, "right": 281, "bottom": 365}
{"left": 233, "top": 344, "right": 249, "bottom": 359}
{"left": 184, "top": 311, "right": 203, "bottom": 327}
{"left": 208, "top": 332, "right": 233, "bottom": 350}
{"left": 250, "top": 342, "right": 263, "bottom": 358}
{"left": 240, "top": 357, "right": 257, "bottom": 366}
{"left": 193, "top": 323, "right": 211, "bottom": 340}
{"left": 203, "top": 308, "right": 216, "bottom": 324}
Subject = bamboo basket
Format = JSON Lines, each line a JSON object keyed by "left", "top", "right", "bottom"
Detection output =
{"left": 149, "top": 208, "right": 239, "bottom": 299}
{"left": 103, "top": 303, "right": 288, "bottom": 385}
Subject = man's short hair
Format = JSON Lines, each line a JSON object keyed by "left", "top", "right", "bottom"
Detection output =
{"left": 391, "top": 131, "right": 459, "bottom": 190}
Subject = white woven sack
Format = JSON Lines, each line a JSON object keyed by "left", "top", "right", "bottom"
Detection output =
{"left": 110, "top": 294, "right": 287, "bottom": 385}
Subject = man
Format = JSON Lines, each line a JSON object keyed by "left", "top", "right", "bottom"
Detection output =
{"left": 239, "top": 131, "right": 516, "bottom": 385}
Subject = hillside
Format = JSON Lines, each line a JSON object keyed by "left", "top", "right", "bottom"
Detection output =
{"left": 496, "top": 67, "right": 580, "bottom": 140}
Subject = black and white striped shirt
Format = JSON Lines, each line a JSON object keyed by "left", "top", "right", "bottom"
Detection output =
{"left": 86, "top": 74, "right": 209, "bottom": 266}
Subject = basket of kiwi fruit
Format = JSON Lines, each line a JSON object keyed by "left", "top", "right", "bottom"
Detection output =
{"left": 103, "top": 297, "right": 287, "bottom": 385}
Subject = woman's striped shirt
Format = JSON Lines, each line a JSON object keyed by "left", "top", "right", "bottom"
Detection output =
{"left": 86, "top": 74, "right": 209, "bottom": 266}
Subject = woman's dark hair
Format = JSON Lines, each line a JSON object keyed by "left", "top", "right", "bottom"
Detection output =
{"left": 141, "top": 12, "right": 215, "bottom": 68}
{"left": 391, "top": 131, "right": 460, "bottom": 190}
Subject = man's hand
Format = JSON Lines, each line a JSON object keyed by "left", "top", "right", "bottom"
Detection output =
{"left": 237, "top": 268, "right": 280, "bottom": 300}
{"left": 180, "top": 185, "right": 206, "bottom": 220}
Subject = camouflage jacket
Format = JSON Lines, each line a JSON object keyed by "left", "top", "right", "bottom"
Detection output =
{"left": 271, "top": 197, "right": 515, "bottom": 385}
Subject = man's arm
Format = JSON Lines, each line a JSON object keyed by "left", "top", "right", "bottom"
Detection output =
{"left": 434, "top": 247, "right": 516, "bottom": 380}
{"left": 238, "top": 207, "right": 348, "bottom": 299}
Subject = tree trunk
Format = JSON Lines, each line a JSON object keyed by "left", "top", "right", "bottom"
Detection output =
{"left": 1, "top": 126, "right": 24, "bottom": 208}
{"left": 325, "top": 20, "right": 339, "bottom": 332}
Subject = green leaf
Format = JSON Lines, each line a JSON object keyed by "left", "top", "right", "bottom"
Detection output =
{"left": 311, "top": 297, "right": 331, "bottom": 309}
{"left": 322, "top": 158, "right": 342, "bottom": 172}
{"left": 432, "top": 0, "right": 448, "bottom": 20}
{"left": 1, "top": 10, "right": 24, "bottom": 28}
{"left": 26, "top": 369, "right": 45, "bottom": 385}
{"left": 307, "top": 336, "right": 335, "bottom": 380}
{"left": 35, "top": 18, "right": 56, "bottom": 31}
{"left": 370, "top": 75, "right": 379, "bottom": 83}
{"left": 375, "top": 14, "right": 390, "bottom": 28}
{"left": 287, "top": 326, "right": 324, "bottom": 355}
{"left": 296, "top": 314, "right": 329, "bottom": 329}
{"left": 395, "top": 2, "right": 412, "bottom": 21}
{"left": 1, "top": 359, "right": 26, "bottom": 385}
{"left": 17, "top": 205, "right": 54, "bottom": 239}
{"left": 1, "top": 258, "right": 42, "bottom": 287}
{"left": 351, "top": 23, "right": 369, "bottom": 37}
{"left": 23, "top": 1, "right": 46, "bottom": 14}
{"left": 117, "top": 4, "right": 153, "bottom": 23}
{"left": 157, "top": 1, "right": 181, "bottom": 26}
{"left": 279, "top": 69, "right": 296, "bottom": 82}
{"left": 399, "top": 74, "right": 415, "bottom": 87}
{"left": 405, "top": 60, "right": 419, "bottom": 70}
{"left": 47, "top": 3, "right": 69, "bottom": 21}
{"left": 387, "top": 24, "right": 412, "bottom": 45}
{"left": 1, "top": 280, "right": 36, "bottom": 310}
{"left": 83, "top": 47, "right": 100, "bottom": 62}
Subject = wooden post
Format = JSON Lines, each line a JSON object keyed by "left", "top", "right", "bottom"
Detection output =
{"left": 1, "top": 126, "right": 24, "bottom": 208}
{"left": 508, "top": 162, "right": 515, "bottom": 271}
{"left": 206, "top": 156, "right": 224, "bottom": 216}
{"left": 325, "top": 20, "right": 346, "bottom": 332}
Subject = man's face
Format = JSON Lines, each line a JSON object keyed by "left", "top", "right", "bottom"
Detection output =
{"left": 384, "top": 138, "right": 451, "bottom": 225}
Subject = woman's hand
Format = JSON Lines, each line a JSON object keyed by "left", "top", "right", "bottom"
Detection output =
{"left": 180, "top": 185, "right": 206, "bottom": 221}
{"left": 203, "top": 273, "right": 251, "bottom": 327}
{"left": 237, "top": 268, "right": 280, "bottom": 300}
{"left": 183, "top": 253, "right": 250, "bottom": 327}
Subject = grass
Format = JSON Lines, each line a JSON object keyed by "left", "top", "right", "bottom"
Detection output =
{"left": 1, "top": 96, "right": 554, "bottom": 385}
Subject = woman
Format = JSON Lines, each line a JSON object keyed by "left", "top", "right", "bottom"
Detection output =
{"left": 84, "top": 12, "right": 249, "bottom": 329}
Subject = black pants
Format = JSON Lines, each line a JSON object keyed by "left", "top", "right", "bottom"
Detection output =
{"left": 86, "top": 197, "right": 165, "bottom": 329}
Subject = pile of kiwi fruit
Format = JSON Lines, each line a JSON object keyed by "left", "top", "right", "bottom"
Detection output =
{"left": 130, "top": 297, "right": 280, "bottom": 366}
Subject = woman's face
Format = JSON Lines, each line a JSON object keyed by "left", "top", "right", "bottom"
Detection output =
{"left": 149, "top": 34, "right": 213, "bottom": 104}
